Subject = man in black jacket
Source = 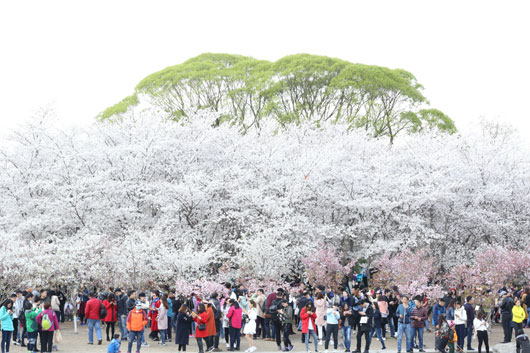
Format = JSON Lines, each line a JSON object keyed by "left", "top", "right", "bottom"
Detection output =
{"left": 210, "top": 292, "right": 222, "bottom": 351}
{"left": 464, "top": 296, "right": 475, "bottom": 350}
{"left": 268, "top": 293, "right": 285, "bottom": 351}
{"left": 56, "top": 289, "right": 67, "bottom": 323}
{"left": 354, "top": 299, "right": 373, "bottom": 353}
{"left": 114, "top": 288, "right": 128, "bottom": 341}
{"left": 126, "top": 291, "right": 137, "bottom": 315}
{"left": 500, "top": 292, "right": 514, "bottom": 343}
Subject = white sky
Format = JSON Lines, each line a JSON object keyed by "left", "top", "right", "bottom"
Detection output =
{"left": 1, "top": 0, "right": 529, "bottom": 136}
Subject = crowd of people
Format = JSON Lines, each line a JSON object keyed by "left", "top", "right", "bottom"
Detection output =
{"left": 1, "top": 284, "right": 530, "bottom": 353}
{"left": 0, "top": 288, "right": 63, "bottom": 353}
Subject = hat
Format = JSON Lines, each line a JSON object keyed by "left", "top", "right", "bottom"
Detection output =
{"left": 499, "top": 291, "right": 507, "bottom": 296}
{"left": 448, "top": 320, "right": 456, "bottom": 327}
{"left": 135, "top": 300, "right": 142, "bottom": 306}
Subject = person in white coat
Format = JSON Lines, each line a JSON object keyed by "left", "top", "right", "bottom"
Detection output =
{"left": 243, "top": 300, "right": 258, "bottom": 352}
{"left": 454, "top": 301, "right": 467, "bottom": 350}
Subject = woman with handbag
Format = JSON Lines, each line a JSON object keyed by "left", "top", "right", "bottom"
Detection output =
{"left": 103, "top": 294, "right": 118, "bottom": 342}
{"left": 192, "top": 303, "right": 210, "bottom": 353}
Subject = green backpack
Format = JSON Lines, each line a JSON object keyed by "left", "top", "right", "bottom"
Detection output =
{"left": 41, "top": 312, "right": 52, "bottom": 330}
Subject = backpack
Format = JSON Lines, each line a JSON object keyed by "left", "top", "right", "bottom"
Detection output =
{"left": 41, "top": 311, "right": 52, "bottom": 330}
{"left": 267, "top": 304, "right": 279, "bottom": 320}
{"left": 100, "top": 302, "right": 107, "bottom": 320}
{"left": 211, "top": 302, "right": 221, "bottom": 320}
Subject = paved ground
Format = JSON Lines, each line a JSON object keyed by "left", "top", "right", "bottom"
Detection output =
{"left": 28, "top": 321, "right": 514, "bottom": 353}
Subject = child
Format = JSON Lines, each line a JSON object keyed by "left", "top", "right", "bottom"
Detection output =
{"left": 447, "top": 320, "right": 457, "bottom": 353}
{"left": 107, "top": 333, "right": 121, "bottom": 353}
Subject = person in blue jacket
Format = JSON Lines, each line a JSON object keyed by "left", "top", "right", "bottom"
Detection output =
{"left": 396, "top": 296, "right": 414, "bottom": 353}
{"left": 431, "top": 298, "right": 446, "bottom": 327}
{"left": 0, "top": 299, "right": 15, "bottom": 353}
{"left": 107, "top": 333, "right": 121, "bottom": 353}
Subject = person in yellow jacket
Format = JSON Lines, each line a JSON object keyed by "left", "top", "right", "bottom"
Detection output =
{"left": 126, "top": 300, "right": 148, "bottom": 353}
{"left": 513, "top": 299, "right": 526, "bottom": 332}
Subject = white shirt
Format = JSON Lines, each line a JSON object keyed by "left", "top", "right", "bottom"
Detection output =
{"left": 454, "top": 307, "right": 467, "bottom": 325}
{"left": 308, "top": 315, "right": 314, "bottom": 330}
{"left": 473, "top": 318, "right": 488, "bottom": 331}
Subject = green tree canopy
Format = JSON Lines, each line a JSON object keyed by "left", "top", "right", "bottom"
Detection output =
{"left": 100, "top": 53, "right": 455, "bottom": 141}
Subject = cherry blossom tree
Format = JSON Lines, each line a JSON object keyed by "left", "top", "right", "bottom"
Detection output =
{"left": 1, "top": 112, "right": 529, "bottom": 293}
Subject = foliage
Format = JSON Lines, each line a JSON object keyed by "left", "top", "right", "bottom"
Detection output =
{"left": 98, "top": 94, "right": 139, "bottom": 121}
{"left": 102, "top": 53, "right": 455, "bottom": 142}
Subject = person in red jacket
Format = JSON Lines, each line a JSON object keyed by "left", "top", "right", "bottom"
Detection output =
{"left": 204, "top": 300, "right": 217, "bottom": 351}
{"left": 148, "top": 290, "right": 161, "bottom": 341}
{"left": 103, "top": 294, "right": 118, "bottom": 342}
{"left": 300, "top": 303, "right": 318, "bottom": 353}
{"left": 227, "top": 299, "right": 243, "bottom": 351}
{"left": 85, "top": 292, "right": 103, "bottom": 345}
{"left": 192, "top": 303, "right": 210, "bottom": 353}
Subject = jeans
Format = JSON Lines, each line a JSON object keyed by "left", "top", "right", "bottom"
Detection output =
{"left": 87, "top": 318, "right": 102, "bottom": 343}
{"left": 128, "top": 330, "right": 142, "bottom": 353}
{"left": 304, "top": 329, "right": 318, "bottom": 352}
{"left": 466, "top": 323, "right": 474, "bottom": 348}
{"left": 1, "top": 330, "right": 12, "bottom": 353}
{"left": 27, "top": 331, "right": 38, "bottom": 352}
{"left": 255, "top": 317, "right": 264, "bottom": 338}
{"left": 21, "top": 326, "right": 27, "bottom": 345}
{"left": 369, "top": 327, "right": 386, "bottom": 349}
{"left": 409, "top": 326, "right": 424, "bottom": 350}
{"left": 387, "top": 315, "right": 395, "bottom": 336}
{"left": 341, "top": 326, "right": 352, "bottom": 351}
{"left": 40, "top": 330, "right": 54, "bottom": 353}
{"left": 455, "top": 324, "right": 466, "bottom": 348}
{"left": 214, "top": 319, "right": 221, "bottom": 348}
{"left": 141, "top": 329, "right": 146, "bottom": 344}
{"left": 264, "top": 318, "right": 272, "bottom": 339}
{"left": 398, "top": 322, "right": 411, "bottom": 352}
{"left": 119, "top": 314, "right": 128, "bottom": 339}
{"left": 325, "top": 324, "right": 339, "bottom": 350}
{"left": 160, "top": 329, "right": 167, "bottom": 344}
{"left": 229, "top": 327, "right": 241, "bottom": 349}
